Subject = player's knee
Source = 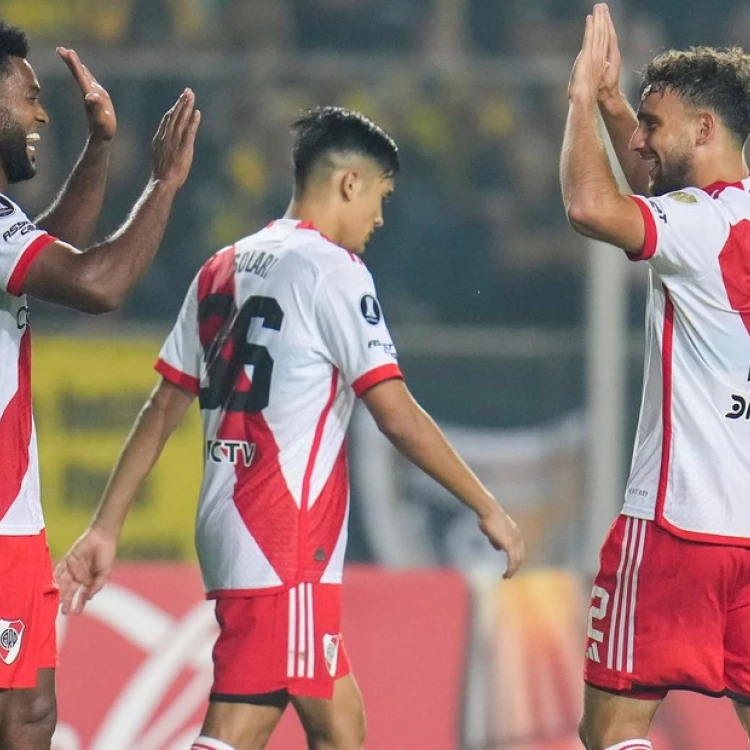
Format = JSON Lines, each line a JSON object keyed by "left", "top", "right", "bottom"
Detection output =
{"left": 579, "top": 712, "right": 638, "bottom": 750}
{"left": 580, "top": 725, "right": 652, "bottom": 750}
{"left": 307, "top": 708, "right": 367, "bottom": 750}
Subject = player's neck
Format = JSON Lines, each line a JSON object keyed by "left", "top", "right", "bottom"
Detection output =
{"left": 693, "top": 153, "right": 748, "bottom": 190}
{"left": 283, "top": 200, "right": 341, "bottom": 246}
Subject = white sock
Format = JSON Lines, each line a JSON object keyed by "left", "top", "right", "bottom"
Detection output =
{"left": 604, "top": 741, "right": 652, "bottom": 750}
{"left": 191, "top": 737, "right": 237, "bottom": 750}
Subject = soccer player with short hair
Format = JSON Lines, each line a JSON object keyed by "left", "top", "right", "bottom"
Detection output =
{"left": 55, "top": 105, "right": 525, "bottom": 750}
{"left": 0, "top": 19, "right": 199, "bottom": 748}
{"left": 562, "top": 4, "right": 750, "bottom": 749}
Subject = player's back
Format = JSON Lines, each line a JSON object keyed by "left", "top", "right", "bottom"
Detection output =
{"left": 157, "top": 218, "right": 401, "bottom": 594}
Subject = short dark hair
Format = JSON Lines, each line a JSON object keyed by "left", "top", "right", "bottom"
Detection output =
{"left": 0, "top": 21, "right": 28, "bottom": 79}
{"left": 290, "top": 106, "right": 399, "bottom": 191}
{"left": 640, "top": 47, "right": 750, "bottom": 146}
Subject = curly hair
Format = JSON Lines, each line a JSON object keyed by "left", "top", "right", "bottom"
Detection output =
{"left": 0, "top": 21, "right": 28, "bottom": 79}
{"left": 639, "top": 47, "right": 750, "bottom": 146}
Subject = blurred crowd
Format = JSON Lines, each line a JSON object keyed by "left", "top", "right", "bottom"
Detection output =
{"left": 4, "top": 0, "right": 750, "bottom": 326}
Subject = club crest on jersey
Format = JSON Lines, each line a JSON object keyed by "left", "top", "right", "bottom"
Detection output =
{"left": 205, "top": 439, "right": 256, "bottom": 467}
{"left": 323, "top": 633, "right": 340, "bottom": 677}
{"left": 359, "top": 295, "right": 381, "bottom": 326}
{"left": 0, "top": 195, "right": 15, "bottom": 218}
{"left": 667, "top": 191, "right": 698, "bottom": 204}
{"left": 0, "top": 619, "right": 25, "bottom": 665}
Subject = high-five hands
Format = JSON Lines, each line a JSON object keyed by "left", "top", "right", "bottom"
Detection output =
{"left": 569, "top": 3, "right": 616, "bottom": 104}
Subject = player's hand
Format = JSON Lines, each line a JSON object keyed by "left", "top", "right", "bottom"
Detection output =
{"left": 150, "top": 89, "right": 201, "bottom": 189}
{"left": 568, "top": 3, "right": 612, "bottom": 105}
{"left": 477, "top": 505, "right": 526, "bottom": 579}
{"left": 57, "top": 47, "right": 116, "bottom": 142}
{"left": 54, "top": 524, "right": 118, "bottom": 615}
{"left": 597, "top": 4, "right": 623, "bottom": 108}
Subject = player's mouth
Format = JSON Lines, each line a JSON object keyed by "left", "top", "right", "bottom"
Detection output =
{"left": 645, "top": 157, "right": 660, "bottom": 179}
{"left": 26, "top": 133, "right": 40, "bottom": 154}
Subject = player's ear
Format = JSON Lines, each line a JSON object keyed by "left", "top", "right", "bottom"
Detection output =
{"left": 339, "top": 169, "right": 361, "bottom": 203}
{"left": 695, "top": 111, "right": 715, "bottom": 146}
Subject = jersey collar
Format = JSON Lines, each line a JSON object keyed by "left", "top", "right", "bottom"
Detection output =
{"left": 701, "top": 177, "right": 749, "bottom": 198}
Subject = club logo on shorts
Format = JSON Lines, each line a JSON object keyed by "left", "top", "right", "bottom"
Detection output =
{"left": 359, "top": 295, "right": 381, "bottom": 326}
{"left": 0, "top": 619, "right": 25, "bottom": 665}
{"left": 323, "top": 633, "right": 340, "bottom": 677}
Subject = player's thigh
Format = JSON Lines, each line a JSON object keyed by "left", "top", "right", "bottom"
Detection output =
{"left": 201, "top": 699, "right": 288, "bottom": 750}
{"left": 580, "top": 683, "right": 661, "bottom": 750}
{"left": 0, "top": 668, "right": 57, "bottom": 747}
{"left": 291, "top": 673, "right": 366, "bottom": 750}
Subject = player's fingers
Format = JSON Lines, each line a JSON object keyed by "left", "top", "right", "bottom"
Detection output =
{"left": 604, "top": 5, "right": 621, "bottom": 59}
{"left": 79, "top": 61, "right": 99, "bottom": 86}
{"left": 581, "top": 13, "right": 593, "bottom": 51}
{"left": 503, "top": 543, "right": 523, "bottom": 579}
{"left": 65, "top": 552, "right": 94, "bottom": 588}
{"left": 57, "top": 47, "right": 89, "bottom": 90}
{"left": 72, "top": 585, "right": 88, "bottom": 615}
{"left": 592, "top": 5, "right": 608, "bottom": 57}
{"left": 181, "top": 108, "right": 201, "bottom": 146}
{"left": 171, "top": 89, "right": 196, "bottom": 134}
{"left": 54, "top": 563, "right": 78, "bottom": 614}
{"left": 161, "top": 92, "right": 184, "bottom": 127}
{"left": 87, "top": 572, "right": 109, "bottom": 601}
{"left": 158, "top": 90, "right": 189, "bottom": 140}
{"left": 154, "top": 108, "right": 169, "bottom": 142}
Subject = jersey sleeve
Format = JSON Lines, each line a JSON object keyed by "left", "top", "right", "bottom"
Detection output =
{"left": 314, "top": 260, "right": 403, "bottom": 397}
{"left": 0, "top": 195, "right": 56, "bottom": 296}
{"left": 155, "top": 272, "right": 202, "bottom": 394}
{"left": 627, "top": 191, "right": 724, "bottom": 279}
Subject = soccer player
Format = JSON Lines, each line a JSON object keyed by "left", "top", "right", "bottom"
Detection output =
{"left": 55, "top": 106, "right": 525, "bottom": 750}
{"left": 0, "top": 20, "right": 199, "bottom": 748}
{"left": 562, "top": 4, "right": 750, "bottom": 749}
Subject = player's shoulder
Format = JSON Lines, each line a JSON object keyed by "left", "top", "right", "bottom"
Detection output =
{"left": 645, "top": 186, "right": 726, "bottom": 232}
{"left": 705, "top": 178, "right": 750, "bottom": 218}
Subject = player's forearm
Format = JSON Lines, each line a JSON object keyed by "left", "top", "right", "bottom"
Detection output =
{"left": 92, "top": 394, "right": 174, "bottom": 538}
{"left": 599, "top": 92, "right": 650, "bottom": 195}
{"left": 71, "top": 177, "right": 177, "bottom": 311}
{"left": 561, "top": 97, "right": 622, "bottom": 236}
{"left": 380, "top": 405, "right": 500, "bottom": 519}
{"left": 36, "top": 136, "right": 112, "bottom": 246}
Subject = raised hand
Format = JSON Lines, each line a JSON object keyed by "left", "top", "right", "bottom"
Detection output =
{"left": 477, "top": 505, "right": 526, "bottom": 579}
{"left": 151, "top": 89, "right": 202, "bottom": 189}
{"left": 598, "top": 5, "right": 623, "bottom": 105}
{"left": 568, "top": 3, "right": 612, "bottom": 104}
{"left": 54, "top": 525, "right": 118, "bottom": 615}
{"left": 57, "top": 47, "right": 116, "bottom": 142}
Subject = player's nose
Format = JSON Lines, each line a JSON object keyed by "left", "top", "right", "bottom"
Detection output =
{"left": 629, "top": 127, "right": 646, "bottom": 153}
{"left": 36, "top": 104, "right": 50, "bottom": 125}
